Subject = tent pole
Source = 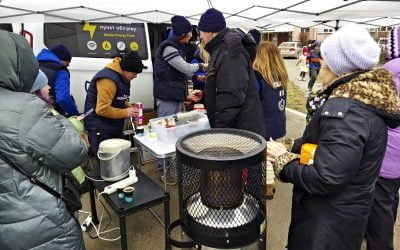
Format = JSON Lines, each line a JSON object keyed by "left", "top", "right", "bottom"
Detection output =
{"left": 335, "top": 20, "right": 340, "bottom": 31}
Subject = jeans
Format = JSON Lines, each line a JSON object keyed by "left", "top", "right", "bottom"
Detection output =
{"left": 155, "top": 98, "right": 183, "bottom": 175}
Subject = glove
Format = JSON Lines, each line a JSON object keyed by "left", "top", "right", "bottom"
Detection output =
{"left": 266, "top": 140, "right": 288, "bottom": 159}
{"left": 273, "top": 152, "right": 300, "bottom": 180}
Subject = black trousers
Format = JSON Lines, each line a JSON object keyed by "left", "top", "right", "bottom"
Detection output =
{"left": 366, "top": 176, "right": 400, "bottom": 250}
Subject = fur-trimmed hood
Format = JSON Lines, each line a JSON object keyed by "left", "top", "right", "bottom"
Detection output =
{"left": 330, "top": 67, "right": 400, "bottom": 128}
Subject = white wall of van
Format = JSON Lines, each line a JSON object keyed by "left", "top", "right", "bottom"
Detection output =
{"left": 17, "top": 22, "right": 154, "bottom": 113}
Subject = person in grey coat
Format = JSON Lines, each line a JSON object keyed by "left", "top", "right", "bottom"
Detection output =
{"left": 0, "top": 30, "right": 88, "bottom": 249}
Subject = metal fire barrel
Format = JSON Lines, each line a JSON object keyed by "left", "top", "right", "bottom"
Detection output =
{"left": 173, "top": 128, "right": 267, "bottom": 249}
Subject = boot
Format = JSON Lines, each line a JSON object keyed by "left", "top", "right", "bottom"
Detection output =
{"left": 266, "top": 184, "right": 276, "bottom": 200}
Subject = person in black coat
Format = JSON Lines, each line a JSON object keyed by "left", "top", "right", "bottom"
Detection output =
{"left": 192, "top": 8, "right": 265, "bottom": 138}
{"left": 267, "top": 24, "right": 400, "bottom": 250}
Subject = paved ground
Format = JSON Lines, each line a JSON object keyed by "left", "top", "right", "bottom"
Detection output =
{"left": 80, "top": 59, "right": 399, "bottom": 250}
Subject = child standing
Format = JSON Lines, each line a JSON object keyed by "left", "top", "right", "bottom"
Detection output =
{"left": 296, "top": 52, "right": 308, "bottom": 81}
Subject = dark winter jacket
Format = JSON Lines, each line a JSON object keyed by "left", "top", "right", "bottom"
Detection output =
{"left": 84, "top": 67, "right": 130, "bottom": 136}
{"left": 37, "top": 49, "right": 80, "bottom": 117}
{"left": 280, "top": 68, "right": 400, "bottom": 250}
{"left": 204, "top": 28, "right": 265, "bottom": 137}
{"left": 0, "top": 31, "right": 88, "bottom": 250}
{"left": 254, "top": 70, "right": 286, "bottom": 139}
{"left": 153, "top": 37, "right": 187, "bottom": 101}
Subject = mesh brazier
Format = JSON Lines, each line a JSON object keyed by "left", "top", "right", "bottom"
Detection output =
{"left": 175, "top": 128, "right": 266, "bottom": 249}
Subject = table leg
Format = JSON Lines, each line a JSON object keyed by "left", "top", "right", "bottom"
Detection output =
{"left": 162, "top": 157, "right": 167, "bottom": 191}
{"left": 89, "top": 181, "right": 99, "bottom": 225}
{"left": 164, "top": 199, "right": 171, "bottom": 250}
{"left": 261, "top": 230, "right": 266, "bottom": 250}
{"left": 120, "top": 216, "right": 128, "bottom": 250}
{"left": 137, "top": 145, "right": 144, "bottom": 171}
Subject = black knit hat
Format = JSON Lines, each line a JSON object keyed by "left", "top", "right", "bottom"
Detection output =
{"left": 120, "top": 51, "right": 144, "bottom": 73}
{"left": 198, "top": 8, "right": 226, "bottom": 32}
{"left": 171, "top": 16, "right": 192, "bottom": 36}
{"left": 248, "top": 29, "right": 261, "bottom": 45}
{"left": 51, "top": 45, "right": 72, "bottom": 62}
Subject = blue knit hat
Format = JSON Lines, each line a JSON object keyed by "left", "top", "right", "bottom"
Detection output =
{"left": 171, "top": 16, "right": 192, "bottom": 36}
{"left": 31, "top": 69, "right": 48, "bottom": 93}
{"left": 198, "top": 8, "right": 226, "bottom": 32}
{"left": 50, "top": 44, "right": 72, "bottom": 62}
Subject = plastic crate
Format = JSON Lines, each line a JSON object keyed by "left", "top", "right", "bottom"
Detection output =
{"left": 149, "top": 113, "right": 210, "bottom": 145}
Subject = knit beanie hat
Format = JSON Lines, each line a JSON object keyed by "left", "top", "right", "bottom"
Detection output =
{"left": 320, "top": 24, "right": 380, "bottom": 76}
{"left": 30, "top": 69, "right": 48, "bottom": 93}
{"left": 171, "top": 16, "right": 192, "bottom": 36}
{"left": 248, "top": 29, "right": 261, "bottom": 45}
{"left": 198, "top": 8, "right": 226, "bottom": 32}
{"left": 387, "top": 25, "right": 400, "bottom": 60}
{"left": 120, "top": 51, "right": 144, "bottom": 73}
{"left": 50, "top": 45, "right": 72, "bottom": 62}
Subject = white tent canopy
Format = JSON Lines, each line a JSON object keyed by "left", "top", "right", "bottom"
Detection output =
{"left": 1, "top": 0, "right": 400, "bottom": 30}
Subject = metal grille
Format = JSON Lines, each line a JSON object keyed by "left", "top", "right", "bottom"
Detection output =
{"left": 180, "top": 132, "right": 262, "bottom": 157}
{"left": 187, "top": 192, "right": 259, "bottom": 228}
{"left": 176, "top": 129, "right": 266, "bottom": 248}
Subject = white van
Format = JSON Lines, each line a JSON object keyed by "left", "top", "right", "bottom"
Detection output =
{"left": 6, "top": 22, "right": 157, "bottom": 112}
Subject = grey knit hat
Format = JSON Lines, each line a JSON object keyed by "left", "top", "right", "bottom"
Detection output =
{"left": 320, "top": 24, "right": 380, "bottom": 76}
{"left": 30, "top": 69, "right": 48, "bottom": 93}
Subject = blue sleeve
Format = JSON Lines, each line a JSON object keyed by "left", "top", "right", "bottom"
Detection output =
{"left": 254, "top": 73, "right": 262, "bottom": 92}
{"left": 54, "top": 70, "right": 80, "bottom": 116}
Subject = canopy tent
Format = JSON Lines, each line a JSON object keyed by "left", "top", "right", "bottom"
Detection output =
{"left": 1, "top": 0, "right": 400, "bottom": 31}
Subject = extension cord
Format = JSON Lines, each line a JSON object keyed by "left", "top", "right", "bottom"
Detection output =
{"left": 103, "top": 169, "right": 138, "bottom": 195}
{"left": 81, "top": 215, "right": 92, "bottom": 232}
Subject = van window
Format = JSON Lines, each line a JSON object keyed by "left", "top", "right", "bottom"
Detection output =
{"left": 44, "top": 22, "right": 148, "bottom": 59}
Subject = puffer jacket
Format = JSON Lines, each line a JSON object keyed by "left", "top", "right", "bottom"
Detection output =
{"left": 0, "top": 31, "right": 88, "bottom": 250}
{"left": 280, "top": 68, "right": 400, "bottom": 250}
{"left": 381, "top": 57, "right": 400, "bottom": 179}
{"left": 204, "top": 28, "right": 265, "bottom": 137}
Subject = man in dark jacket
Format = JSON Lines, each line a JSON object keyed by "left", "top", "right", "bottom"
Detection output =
{"left": 153, "top": 15, "right": 205, "bottom": 181}
{"left": 195, "top": 8, "right": 265, "bottom": 137}
{"left": 37, "top": 45, "right": 80, "bottom": 117}
{"left": 153, "top": 15, "right": 205, "bottom": 118}
{"left": 267, "top": 24, "right": 400, "bottom": 250}
{"left": 84, "top": 51, "right": 143, "bottom": 156}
